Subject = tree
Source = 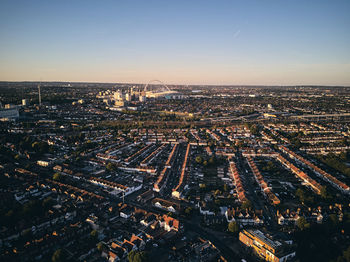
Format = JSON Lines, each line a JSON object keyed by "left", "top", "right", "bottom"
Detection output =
{"left": 52, "top": 249, "right": 66, "bottom": 262}
{"left": 320, "top": 186, "right": 332, "bottom": 200}
{"left": 22, "top": 228, "right": 32, "bottom": 242}
{"left": 42, "top": 197, "right": 54, "bottom": 210}
{"left": 214, "top": 189, "right": 221, "bottom": 196}
{"left": 128, "top": 251, "right": 148, "bottom": 262}
{"left": 290, "top": 137, "right": 302, "bottom": 148}
{"left": 166, "top": 212, "right": 175, "bottom": 218}
{"left": 228, "top": 221, "right": 239, "bottom": 233}
{"left": 90, "top": 229, "right": 98, "bottom": 240}
{"left": 208, "top": 156, "right": 216, "bottom": 166}
{"left": 106, "top": 162, "right": 116, "bottom": 172}
{"left": 195, "top": 156, "right": 203, "bottom": 164}
{"left": 53, "top": 172, "right": 61, "bottom": 181}
{"left": 296, "top": 216, "right": 310, "bottom": 230}
{"left": 295, "top": 188, "right": 306, "bottom": 203}
{"left": 242, "top": 200, "right": 252, "bottom": 210}
{"left": 134, "top": 251, "right": 147, "bottom": 262}
{"left": 185, "top": 207, "right": 193, "bottom": 215}
{"left": 97, "top": 242, "right": 105, "bottom": 252}
{"left": 223, "top": 184, "right": 229, "bottom": 192}
{"left": 328, "top": 214, "right": 339, "bottom": 226}
{"left": 128, "top": 251, "right": 136, "bottom": 262}
{"left": 249, "top": 124, "right": 259, "bottom": 136}
{"left": 342, "top": 245, "right": 350, "bottom": 262}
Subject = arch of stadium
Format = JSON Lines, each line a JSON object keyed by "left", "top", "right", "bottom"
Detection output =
{"left": 143, "top": 80, "right": 182, "bottom": 99}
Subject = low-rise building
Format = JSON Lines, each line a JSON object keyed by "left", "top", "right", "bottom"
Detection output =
{"left": 239, "top": 229, "right": 296, "bottom": 262}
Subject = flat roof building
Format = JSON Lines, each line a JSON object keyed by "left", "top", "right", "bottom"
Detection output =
{"left": 0, "top": 107, "right": 19, "bottom": 120}
{"left": 239, "top": 229, "right": 296, "bottom": 262}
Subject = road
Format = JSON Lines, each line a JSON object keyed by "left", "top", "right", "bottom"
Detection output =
{"left": 185, "top": 220, "right": 242, "bottom": 262}
{"left": 236, "top": 152, "right": 278, "bottom": 230}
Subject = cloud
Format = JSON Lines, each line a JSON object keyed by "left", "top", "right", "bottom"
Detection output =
{"left": 233, "top": 29, "right": 241, "bottom": 38}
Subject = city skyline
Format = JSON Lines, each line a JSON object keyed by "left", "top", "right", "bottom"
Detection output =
{"left": 1, "top": 0, "right": 350, "bottom": 85}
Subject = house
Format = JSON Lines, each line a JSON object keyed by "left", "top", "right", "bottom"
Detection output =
{"left": 136, "top": 189, "right": 154, "bottom": 203}
{"left": 119, "top": 205, "right": 133, "bottom": 219}
{"left": 277, "top": 210, "right": 300, "bottom": 225}
{"left": 140, "top": 213, "right": 158, "bottom": 227}
{"left": 109, "top": 243, "right": 126, "bottom": 262}
{"left": 129, "top": 234, "right": 145, "bottom": 250}
{"left": 152, "top": 198, "right": 180, "bottom": 213}
{"left": 225, "top": 207, "right": 264, "bottom": 226}
{"left": 198, "top": 201, "right": 215, "bottom": 216}
{"left": 159, "top": 215, "right": 180, "bottom": 232}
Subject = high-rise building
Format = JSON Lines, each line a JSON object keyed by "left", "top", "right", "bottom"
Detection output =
{"left": 22, "top": 99, "right": 29, "bottom": 106}
{"left": 139, "top": 94, "right": 146, "bottom": 102}
{"left": 125, "top": 92, "right": 131, "bottom": 102}
{"left": 38, "top": 84, "right": 42, "bottom": 105}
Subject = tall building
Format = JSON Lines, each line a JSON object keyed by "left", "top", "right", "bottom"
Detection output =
{"left": 139, "top": 94, "right": 146, "bottom": 102}
{"left": 22, "top": 99, "right": 29, "bottom": 106}
{"left": 125, "top": 92, "right": 131, "bottom": 102}
{"left": 38, "top": 84, "right": 42, "bottom": 105}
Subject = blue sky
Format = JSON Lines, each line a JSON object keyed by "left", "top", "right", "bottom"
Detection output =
{"left": 1, "top": 0, "right": 349, "bottom": 85}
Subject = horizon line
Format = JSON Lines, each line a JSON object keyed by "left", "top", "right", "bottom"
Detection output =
{"left": 0, "top": 80, "right": 349, "bottom": 88}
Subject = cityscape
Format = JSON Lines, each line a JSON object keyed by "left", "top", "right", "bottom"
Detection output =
{"left": 1, "top": 83, "right": 350, "bottom": 262}
{"left": 1, "top": 1, "right": 350, "bottom": 262}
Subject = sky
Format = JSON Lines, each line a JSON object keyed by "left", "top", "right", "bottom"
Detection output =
{"left": 0, "top": 0, "right": 350, "bottom": 85}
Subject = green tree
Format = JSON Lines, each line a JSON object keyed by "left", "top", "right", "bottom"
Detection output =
{"left": 134, "top": 251, "right": 147, "bottom": 262}
{"left": 128, "top": 251, "right": 148, "bottom": 262}
{"left": 53, "top": 172, "right": 61, "bottom": 181}
{"left": 195, "top": 155, "right": 203, "bottom": 164}
{"left": 106, "top": 162, "right": 116, "bottom": 172}
{"left": 97, "top": 242, "right": 105, "bottom": 252}
{"left": 128, "top": 251, "right": 136, "bottom": 262}
{"left": 296, "top": 216, "right": 310, "bottom": 230}
{"left": 228, "top": 221, "right": 239, "bottom": 233}
{"left": 90, "top": 229, "right": 98, "bottom": 240}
